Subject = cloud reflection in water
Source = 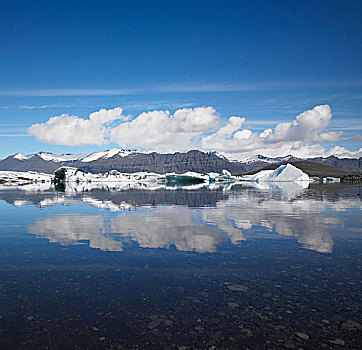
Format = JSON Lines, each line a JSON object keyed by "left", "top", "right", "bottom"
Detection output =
{"left": 25, "top": 184, "right": 360, "bottom": 254}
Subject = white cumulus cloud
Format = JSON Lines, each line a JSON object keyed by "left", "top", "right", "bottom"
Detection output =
{"left": 109, "top": 106, "right": 220, "bottom": 152}
{"left": 201, "top": 105, "right": 347, "bottom": 158}
{"left": 28, "top": 107, "right": 125, "bottom": 146}
{"left": 326, "top": 146, "right": 362, "bottom": 158}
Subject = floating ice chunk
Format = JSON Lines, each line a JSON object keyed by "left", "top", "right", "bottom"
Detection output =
{"left": 242, "top": 164, "right": 310, "bottom": 183}
{"left": 242, "top": 170, "right": 273, "bottom": 182}
{"left": 323, "top": 177, "right": 340, "bottom": 183}
{"left": 267, "top": 164, "right": 310, "bottom": 182}
{"left": 208, "top": 169, "right": 235, "bottom": 183}
{"left": 0, "top": 171, "right": 53, "bottom": 186}
{"left": 54, "top": 167, "right": 235, "bottom": 186}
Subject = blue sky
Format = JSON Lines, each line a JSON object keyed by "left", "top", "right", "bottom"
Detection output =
{"left": 0, "top": 0, "right": 361, "bottom": 159}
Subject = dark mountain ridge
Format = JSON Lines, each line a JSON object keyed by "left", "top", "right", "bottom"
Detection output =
{"left": 0, "top": 149, "right": 361, "bottom": 175}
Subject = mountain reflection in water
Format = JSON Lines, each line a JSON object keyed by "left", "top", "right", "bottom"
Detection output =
{"left": 7, "top": 183, "right": 357, "bottom": 254}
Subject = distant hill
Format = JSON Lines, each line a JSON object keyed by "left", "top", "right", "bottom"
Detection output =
{"left": 243, "top": 155, "right": 362, "bottom": 173}
{"left": 0, "top": 149, "right": 361, "bottom": 175}
{"left": 244, "top": 160, "right": 350, "bottom": 178}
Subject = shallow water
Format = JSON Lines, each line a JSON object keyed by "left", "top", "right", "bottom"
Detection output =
{"left": 0, "top": 183, "right": 361, "bottom": 349}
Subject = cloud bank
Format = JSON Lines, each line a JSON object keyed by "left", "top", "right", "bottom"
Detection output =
{"left": 28, "top": 105, "right": 362, "bottom": 159}
{"left": 28, "top": 107, "right": 124, "bottom": 146}
{"left": 110, "top": 106, "right": 219, "bottom": 152}
{"left": 201, "top": 105, "right": 348, "bottom": 158}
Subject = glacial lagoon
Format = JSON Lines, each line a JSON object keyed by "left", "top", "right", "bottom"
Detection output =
{"left": 0, "top": 182, "right": 361, "bottom": 349}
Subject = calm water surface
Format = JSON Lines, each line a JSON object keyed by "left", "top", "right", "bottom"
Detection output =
{"left": 0, "top": 183, "right": 361, "bottom": 349}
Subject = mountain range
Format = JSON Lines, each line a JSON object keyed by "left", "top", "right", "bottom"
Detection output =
{"left": 0, "top": 149, "right": 361, "bottom": 174}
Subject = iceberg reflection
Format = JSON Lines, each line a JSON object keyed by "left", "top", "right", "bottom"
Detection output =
{"left": 241, "top": 180, "right": 309, "bottom": 199}
{"left": 26, "top": 186, "right": 360, "bottom": 254}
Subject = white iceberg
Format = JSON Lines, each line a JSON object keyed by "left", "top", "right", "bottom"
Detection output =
{"left": 54, "top": 166, "right": 235, "bottom": 186}
{"left": 207, "top": 169, "right": 234, "bottom": 183}
{"left": 242, "top": 164, "right": 310, "bottom": 183}
{"left": 54, "top": 167, "right": 163, "bottom": 184}
{"left": 0, "top": 171, "right": 53, "bottom": 186}
{"left": 0, "top": 167, "right": 237, "bottom": 191}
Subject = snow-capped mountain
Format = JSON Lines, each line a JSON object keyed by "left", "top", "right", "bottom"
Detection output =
{"left": 80, "top": 148, "right": 146, "bottom": 162}
{"left": 0, "top": 149, "right": 249, "bottom": 174}
{"left": 0, "top": 149, "right": 361, "bottom": 174}
{"left": 242, "top": 154, "right": 301, "bottom": 164}
{"left": 13, "top": 153, "right": 34, "bottom": 161}
{"left": 12, "top": 149, "right": 142, "bottom": 163}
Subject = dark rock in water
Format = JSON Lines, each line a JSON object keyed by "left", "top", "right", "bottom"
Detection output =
{"left": 146, "top": 318, "right": 162, "bottom": 330}
{"left": 227, "top": 302, "right": 239, "bottom": 308}
{"left": 226, "top": 284, "right": 248, "bottom": 292}
{"left": 341, "top": 319, "right": 362, "bottom": 330}
{"left": 244, "top": 335, "right": 267, "bottom": 347}
{"left": 295, "top": 331, "right": 309, "bottom": 340}
{"left": 341, "top": 173, "right": 362, "bottom": 183}
{"left": 329, "top": 338, "right": 345, "bottom": 346}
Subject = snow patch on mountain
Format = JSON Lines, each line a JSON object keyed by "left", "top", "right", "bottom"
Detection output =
{"left": 13, "top": 153, "right": 34, "bottom": 161}
{"left": 38, "top": 152, "right": 92, "bottom": 162}
{"left": 11, "top": 149, "right": 142, "bottom": 163}
{"left": 81, "top": 149, "right": 138, "bottom": 162}
{"left": 211, "top": 151, "right": 229, "bottom": 160}
{"left": 241, "top": 154, "right": 297, "bottom": 164}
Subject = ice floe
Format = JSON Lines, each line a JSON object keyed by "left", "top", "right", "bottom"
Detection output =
{"left": 242, "top": 164, "right": 310, "bottom": 183}
{"left": 0, "top": 171, "right": 53, "bottom": 186}
{"left": 323, "top": 177, "right": 341, "bottom": 183}
{"left": 54, "top": 166, "right": 235, "bottom": 186}
{"left": 0, "top": 163, "right": 313, "bottom": 193}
